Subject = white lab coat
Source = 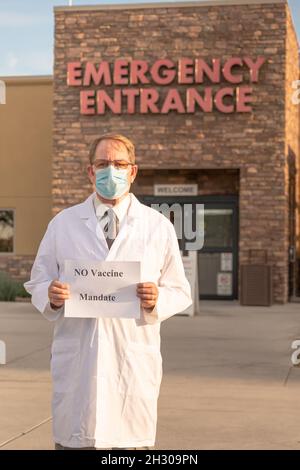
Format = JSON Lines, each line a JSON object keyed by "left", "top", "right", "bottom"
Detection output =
{"left": 24, "top": 192, "right": 192, "bottom": 449}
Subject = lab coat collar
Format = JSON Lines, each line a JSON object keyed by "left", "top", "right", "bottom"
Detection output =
{"left": 78, "top": 192, "right": 143, "bottom": 258}
{"left": 93, "top": 193, "right": 132, "bottom": 226}
{"left": 78, "top": 191, "right": 143, "bottom": 223}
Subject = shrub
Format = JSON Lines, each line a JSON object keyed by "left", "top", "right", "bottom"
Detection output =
{"left": 0, "top": 272, "right": 17, "bottom": 301}
{"left": 0, "top": 272, "right": 30, "bottom": 301}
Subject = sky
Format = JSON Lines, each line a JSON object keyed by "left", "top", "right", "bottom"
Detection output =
{"left": 0, "top": 0, "right": 299, "bottom": 76}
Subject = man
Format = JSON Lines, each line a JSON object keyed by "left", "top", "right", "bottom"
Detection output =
{"left": 24, "top": 133, "right": 192, "bottom": 450}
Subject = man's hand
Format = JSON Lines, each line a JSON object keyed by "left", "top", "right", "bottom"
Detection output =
{"left": 136, "top": 282, "right": 158, "bottom": 309}
{"left": 48, "top": 279, "right": 70, "bottom": 310}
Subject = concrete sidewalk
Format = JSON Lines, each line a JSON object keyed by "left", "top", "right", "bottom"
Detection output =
{"left": 0, "top": 300, "right": 300, "bottom": 450}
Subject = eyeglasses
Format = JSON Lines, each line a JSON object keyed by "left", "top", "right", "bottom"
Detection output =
{"left": 93, "top": 159, "right": 134, "bottom": 171}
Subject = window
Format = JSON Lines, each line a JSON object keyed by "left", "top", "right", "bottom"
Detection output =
{"left": 0, "top": 210, "right": 14, "bottom": 253}
{"left": 202, "top": 208, "right": 233, "bottom": 248}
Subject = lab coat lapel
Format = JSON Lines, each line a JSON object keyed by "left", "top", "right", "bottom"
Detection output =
{"left": 78, "top": 192, "right": 109, "bottom": 258}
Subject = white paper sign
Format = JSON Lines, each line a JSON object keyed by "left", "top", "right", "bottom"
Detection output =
{"left": 64, "top": 259, "right": 141, "bottom": 319}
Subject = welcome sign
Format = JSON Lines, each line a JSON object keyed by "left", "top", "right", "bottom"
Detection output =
{"left": 67, "top": 57, "right": 267, "bottom": 115}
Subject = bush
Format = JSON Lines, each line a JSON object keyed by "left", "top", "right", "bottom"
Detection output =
{"left": 0, "top": 272, "right": 16, "bottom": 301}
{"left": 0, "top": 272, "right": 30, "bottom": 301}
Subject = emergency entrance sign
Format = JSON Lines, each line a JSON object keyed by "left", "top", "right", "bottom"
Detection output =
{"left": 64, "top": 259, "right": 141, "bottom": 319}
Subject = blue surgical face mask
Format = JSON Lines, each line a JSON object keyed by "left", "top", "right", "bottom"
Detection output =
{"left": 95, "top": 165, "right": 130, "bottom": 200}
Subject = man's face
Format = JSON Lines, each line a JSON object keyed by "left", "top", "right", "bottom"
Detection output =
{"left": 87, "top": 139, "right": 138, "bottom": 194}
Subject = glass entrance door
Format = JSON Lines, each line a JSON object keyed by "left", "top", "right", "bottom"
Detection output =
{"left": 198, "top": 201, "right": 238, "bottom": 299}
{"left": 138, "top": 195, "right": 238, "bottom": 300}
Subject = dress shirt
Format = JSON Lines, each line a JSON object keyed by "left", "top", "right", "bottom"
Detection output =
{"left": 93, "top": 192, "right": 131, "bottom": 231}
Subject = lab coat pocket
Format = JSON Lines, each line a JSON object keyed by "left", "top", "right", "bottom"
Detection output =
{"left": 50, "top": 338, "right": 80, "bottom": 394}
{"left": 118, "top": 341, "right": 163, "bottom": 400}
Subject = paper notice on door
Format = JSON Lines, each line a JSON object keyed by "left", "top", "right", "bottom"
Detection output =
{"left": 64, "top": 259, "right": 141, "bottom": 319}
{"left": 220, "top": 253, "right": 233, "bottom": 272}
{"left": 217, "top": 272, "right": 232, "bottom": 296}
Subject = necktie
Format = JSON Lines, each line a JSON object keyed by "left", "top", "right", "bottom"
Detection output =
{"left": 102, "top": 208, "right": 118, "bottom": 249}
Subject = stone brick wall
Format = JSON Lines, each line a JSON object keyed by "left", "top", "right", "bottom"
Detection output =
{"left": 0, "top": 256, "right": 34, "bottom": 283}
{"left": 53, "top": 1, "right": 299, "bottom": 303}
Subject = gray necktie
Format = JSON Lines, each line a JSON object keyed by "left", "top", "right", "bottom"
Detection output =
{"left": 103, "top": 208, "right": 118, "bottom": 249}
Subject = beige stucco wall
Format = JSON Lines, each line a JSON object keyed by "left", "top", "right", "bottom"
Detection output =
{"left": 0, "top": 76, "right": 53, "bottom": 256}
